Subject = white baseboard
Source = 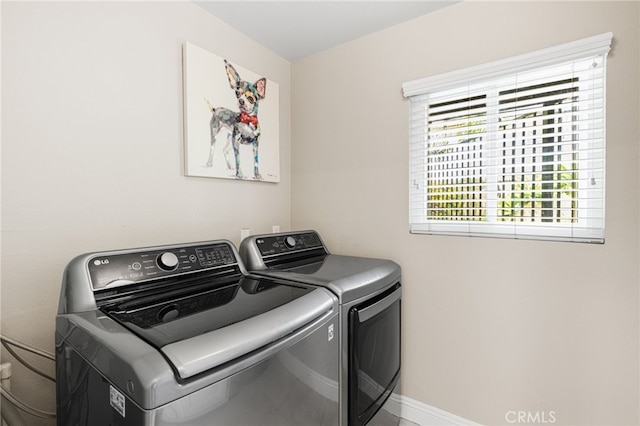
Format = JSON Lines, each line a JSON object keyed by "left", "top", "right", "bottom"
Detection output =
{"left": 386, "top": 393, "right": 480, "bottom": 426}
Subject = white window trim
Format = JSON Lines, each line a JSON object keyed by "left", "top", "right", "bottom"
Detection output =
{"left": 403, "top": 33, "right": 613, "bottom": 244}
{"left": 403, "top": 32, "right": 613, "bottom": 97}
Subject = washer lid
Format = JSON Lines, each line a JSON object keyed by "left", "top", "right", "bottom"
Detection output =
{"left": 162, "top": 286, "right": 335, "bottom": 380}
{"left": 101, "top": 274, "right": 337, "bottom": 379}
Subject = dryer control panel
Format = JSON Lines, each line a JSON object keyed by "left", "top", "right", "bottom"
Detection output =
{"left": 255, "top": 232, "right": 324, "bottom": 256}
{"left": 88, "top": 243, "right": 237, "bottom": 290}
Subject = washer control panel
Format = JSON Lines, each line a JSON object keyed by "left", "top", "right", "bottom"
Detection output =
{"left": 255, "top": 231, "right": 325, "bottom": 257}
{"left": 88, "top": 243, "right": 236, "bottom": 290}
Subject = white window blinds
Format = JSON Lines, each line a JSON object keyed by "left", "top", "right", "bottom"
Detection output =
{"left": 403, "top": 33, "right": 612, "bottom": 243}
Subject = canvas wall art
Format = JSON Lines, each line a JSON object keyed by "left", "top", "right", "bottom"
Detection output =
{"left": 183, "top": 42, "right": 280, "bottom": 182}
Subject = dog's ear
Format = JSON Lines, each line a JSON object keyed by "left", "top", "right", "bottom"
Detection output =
{"left": 224, "top": 60, "right": 240, "bottom": 89}
{"left": 255, "top": 78, "right": 266, "bottom": 99}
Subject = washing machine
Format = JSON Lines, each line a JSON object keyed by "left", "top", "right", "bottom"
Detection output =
{"left": 239, "top": 230, "right": 401, "bottom": 426}
{"left": 55, "top": 239, "right": 339, "bottom": 426}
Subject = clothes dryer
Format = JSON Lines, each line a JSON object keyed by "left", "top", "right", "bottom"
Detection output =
{"left": 239, "top": 231, "right": 401, "bottom": 426}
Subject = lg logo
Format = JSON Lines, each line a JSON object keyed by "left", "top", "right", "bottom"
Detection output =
{"left": 93, "top": 259, "right": 110, "bottom": 266}
{"left": 505, "top": 411, "right": 556, "bottom": 424}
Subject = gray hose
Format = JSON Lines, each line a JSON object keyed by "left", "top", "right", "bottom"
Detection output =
{"left": 0, "top": 386, "right": 55, "bottom": 419}
{"left": 1, "top": 394, "right": 26, "bottom": 426}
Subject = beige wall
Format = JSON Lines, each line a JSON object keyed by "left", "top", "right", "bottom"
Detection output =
{"left": 2, "top": 1, "right": 639, "bottom": 425}
{"left": 292, "top": 1, "right": 639, "bottom": 425}
{"left": 1, "top": 2, "right": 291, "bottom": 423}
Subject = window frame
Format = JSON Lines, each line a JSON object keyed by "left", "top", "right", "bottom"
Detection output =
{"left": 403, "top": 33, "right": 613, "bottom": 243}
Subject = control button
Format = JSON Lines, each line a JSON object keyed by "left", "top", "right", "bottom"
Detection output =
{"left": 158, "top": 304, "right": 179, "bottom": 322}
{"left": 157, "top": 252, "right": 179, "bottom": 271}
{"left": 284, "top": 236, "right": 297, "bottom": 249}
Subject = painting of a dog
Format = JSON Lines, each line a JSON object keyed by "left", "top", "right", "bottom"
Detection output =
{"left": 183, "top": 43, "right": 279, "bottom": 182}
{"left": 206, "top": 60, "right": 266, "bottom": 179}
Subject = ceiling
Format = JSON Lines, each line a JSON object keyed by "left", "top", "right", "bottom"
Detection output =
{"left": 194, "top": 1, "right": 458, "bottom": 62}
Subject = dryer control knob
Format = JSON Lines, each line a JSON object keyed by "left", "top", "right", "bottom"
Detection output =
{"left": 157, "top": 252, "right": 179, "bottom": 271}
{"left": 284, "top": 236, "right": 297, "bottom": 249}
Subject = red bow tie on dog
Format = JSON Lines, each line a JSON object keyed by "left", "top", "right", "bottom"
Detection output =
{"left": 240, "top": 112, "right": 259, "bottom": 127}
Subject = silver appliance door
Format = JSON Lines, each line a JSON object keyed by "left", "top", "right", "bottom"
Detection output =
{"left": 348, "top": 284, "right": 401, "bottom": 426}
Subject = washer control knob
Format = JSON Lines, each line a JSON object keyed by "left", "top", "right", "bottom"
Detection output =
{"left": 157, "top": 252, "right": 179, "bottom": 271}
{"left": 284, "top": 236, "right": 297, "bottom": 249}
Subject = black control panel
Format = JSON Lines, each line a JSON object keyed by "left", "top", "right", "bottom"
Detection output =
{"left": 255, "top": 232, "right": 325, "bottom": 257}
{"left": 88, "top": 243, "right": 237, "bottom": 290}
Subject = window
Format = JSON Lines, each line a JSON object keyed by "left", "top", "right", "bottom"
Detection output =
{"left": 403, "top": 33, "right": 612, "bottom": 243}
